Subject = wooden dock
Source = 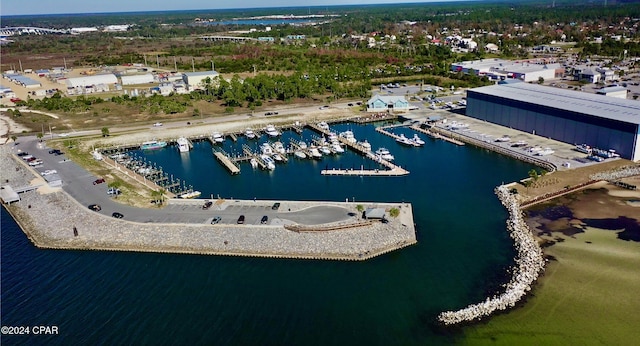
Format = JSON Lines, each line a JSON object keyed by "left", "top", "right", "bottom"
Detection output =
{"left": 351, "top": 113, "right": 398, "bottom": 124}
{"left": 213, "top": 150, "right": 240, "bottom": 175}
{"left": 410, "top": 125, "right": 465, "bottom": 146}
{"left": 321, "top": 166, "right": 409, "bottom": 176}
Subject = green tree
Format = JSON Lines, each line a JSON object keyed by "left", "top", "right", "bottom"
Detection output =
{"left": 389, "top": 208, "right": 400, "bottom": 218}
{"left": 538, "top": 76, "right": 544, "bottom": 84}
{"left": 11, "top": 135, "right": 17, "bottom": 144}
{"left": 36, "top": 133, "right": 43, "bottom": 142}
{"left": 101, "top": 127, "right": 110, "bottom": 137}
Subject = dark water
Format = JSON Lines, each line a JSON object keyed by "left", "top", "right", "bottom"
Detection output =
{"left": 1, "top": 123, "right": 534, "bottom": 345}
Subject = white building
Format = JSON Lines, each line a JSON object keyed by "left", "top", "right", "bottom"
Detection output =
{"left": 120, "top": 74, "right": 155, "bottom": 86}
{"left": 367, "top": 95, "right": 410, "bottom": 112}
{"left": 451, "top": 58, "right": 563, "bottom": 82}
{"left": 65, "top": 74, "right": 118, "bottom": 88}
{"left": 182, "top": 71, "right": 219, "bottom": 89}
{"left": 70, "top": 27, "right": 98, "bottom": 35}
{"left": 596, "top": 86, "right": 628, "bottom": 99}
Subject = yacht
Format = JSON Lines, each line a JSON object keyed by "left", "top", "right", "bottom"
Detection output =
{"left": 294, "top": 151, "right": 307, "bottom": 159}
{"left": 320, "top": 145, "right": 332, "bottom": 155}
{"left": 357, "top": 140, "right": 372, "bottom": 152}
{"left": 339, "top": 130, "right": 357, "bottom": 144}
{"left": 265, "top": 125, "right": 280, "bottom": 137}
{"left": 396, "top": 134, "right": 414, "bottom": 146}
{"left": 177, "top": 137, "right": 190, "bottom": 153}
{"left": 317, "top": 121, "right": 330, "bottom": 131}
{"left": 298, "top": 141, "right": 308, "bottom": 150}
{"left": 260, "top": 155, "right": 276, "bottom": 170}
{"left": 331, "top": 143, "right": 345, "bottom": 153}
{"left": 273, "top": 141, "right": 286, "bottom": 154}
{"left": 179, "top": 191, "right": 202, "bottom": 199}
{"left": 495, "top": 135, "right": 511, "bottom": 142}
{"left": 250, "top": 158, "right": 258, "bottom": 168}
{"left": 211, "top": 132, "right": 224, "bottom": 143}
{"left": 327, "top": 132, "right": 338, "bottom": 142}
{"left": 260, "top": 143, "right": 274, "bottom": 155}
{"left": 272, "top": 153, "right": 284, "bottom": 162}
{"left": 448, "top": 122, "right": 469, "bottom": 130}
{"left": 511, "top": 140, "right": 527, "bottom": 148}
{"left": 309, "top": 147, "right": 323, "bottom": 159}
{"left": 245, "top": 128, "right": 257, "bottom": 139}
{"left": 528, "top": 146, "right": 543, "bottom": 153}
{"left": 412, "top": 134, "right": 425, "bottom": 146}
{"left": 575, "top": 144, "right": 592, "bottom": 154}
{"left": 375, "top": 148, "right": 395, "bottom": 161}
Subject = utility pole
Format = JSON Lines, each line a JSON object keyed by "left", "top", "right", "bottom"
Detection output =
{"left": 174, "top": 57, "right": 177, "bottom": 72}
{"left": 192, "top": 58, "right": 195, "bottom": 72}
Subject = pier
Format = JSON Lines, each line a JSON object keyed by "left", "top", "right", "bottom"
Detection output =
{"left": 351, "top": 113, "right": 398, "bottom": 124}
{"left": 212, "top": 149, "right": 241, "bottom": 175}
{"left": 411, "top": 125, "right": 465, "bottom": 146}
{"left": 321, "top": 166, "right": 409, "bottom": 176}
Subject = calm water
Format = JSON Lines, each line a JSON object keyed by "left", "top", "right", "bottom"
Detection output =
{"left": 1, "top": 122, "right": 534, "bottom": 345}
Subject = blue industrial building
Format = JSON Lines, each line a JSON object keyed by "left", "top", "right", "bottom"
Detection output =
{"left": 466, "top": 83, "right": 640, "bottom": 161}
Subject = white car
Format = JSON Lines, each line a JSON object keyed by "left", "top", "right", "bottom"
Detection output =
{"left": 28, "top": 159, "right": 43, "bottom": 166}
{"left": 153, "top": 122, "right": 163, "bottom": 127}
{"left": 41, "top": 169, "right": 57, "bottom": 176}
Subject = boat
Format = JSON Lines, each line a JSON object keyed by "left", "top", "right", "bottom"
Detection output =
{"left": 320, "top": 145, "right": 332, "bottom": 155}
{"left": 375, "top": 147, "right": 395, "bottom": 161}
{"left": 294, "top": 151, "right": 307, "bottom": 159}
{"left": 212, "top": 132, "right": 224, "bottom": 143}
{"left": 298, "top": 141, "right": 308, "bottom": 149}
{"left": 272, "top": 153, "right": 284, "bottom": 162}
{"left": 309, "top": 147, "right": 323, "bottom": 159}
{"left": 245, "top": 128, "right": 256, "bottom": 139}
{"left": 331, "top": 143, "right": 345, "bottom": 153}
{"left": 357, "top": 140, "right": 372, "bottom": 152}
{"left": 447, "top": 121, "right": 469, "bottom": 130}
{"left": 495, "top": 135, "right": 511, "bottom": 142}
{"left": 317, "top": 121, "right": 330, "bottom": 130}
{"left": 528, "top": 146, "right": 542, "bottom": 153}
{"left": 327, "top": 132, "right": 338, "bottom": 142}
{"left": 250, "top": 158, "right": 258, "bottom": 168}
{"left": 412, "top": 134, "right": 425, "bottom": 146}
{"left": 575, "top": 144, "right": 592, "bottom": 154}
{"left": 265, "top": 125, "right": 280, "bottom": 137}
{"left": 511, "top": 140, "right": 527, "bottom": 148}
{"left": 179, "top": 191, "right": 202, "bottom": 199}
{"left": 260, "top": 143, "right": 274, "bottom": 155}
{"left": 260, "top": 155, "right": 276, "bottom": 170}
{"left": 140, "top": 140, "right": 167, "bottom": 150}
{"left": 177, "top": 137, "right": 190, "bottom": 153}
{"left": 396, "top": 134, "right": 414, "bottom": 146}
{"left": 535, "top": 148, "right": 555, "bottom": 156}
{"left": 339, "top": 130, "right": 357, "bottom": 144}
{"left": 273, "top": 141, "right": 286, "bottom": 154}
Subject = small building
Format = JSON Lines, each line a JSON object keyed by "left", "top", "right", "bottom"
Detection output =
{"left": 65, "top": 74, "right": 118, "bottom": 89}
{"left": 364, "top": 208, "right": 386, "bottom": 220}
{"left": 597, "top": 86, "right": 628, "bottom": 99}
{"left": 0, "top": 185, "right": 20, "bottom": 204}
{"left": 182, "top": 70, "right": 219, "bottom": 89}
{"left": 367, "top": 95, "right": 410, "bottom": 112}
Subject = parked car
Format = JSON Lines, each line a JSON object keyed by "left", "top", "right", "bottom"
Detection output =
{"left": 93, "top": 178, "right": 105, "bottom": 185}
{"left": 112, "top": 212, "right": 124, "bottom": 219}
{"left": 88, "top": 204, "right": 101, "bottom": 212}
{"left": 237, "top": 215, "right": 245, "bottom": 224}
{"left": 260, "top": 215, "right": 269, "bottom": 224}
{"left": 17, "top": 152, "right": 29, "bottom": 157}
{"left": 211, "top": 216, "right": 222, "bottom": 225}
{"left": 153, "top": 122, "right": 163, "bottom": 127}
{"left": 107, "top": 187, "right": 121, "bottom": 195}
{"left": 271, "top": 202, "right": 281, "bottom": 210}
{"left": 28, "top": 159, "right": 43, "bottom": 166}
{"left": 203, "top": 201, "right": 213, "bottom": 210}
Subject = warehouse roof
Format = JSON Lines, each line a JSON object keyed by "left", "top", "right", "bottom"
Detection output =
{"left": 183, "top": 70, "right": 219, "bottom": 78}
{"left": 468, "top": 83, "right": 640, "bottom": 125}
{"left": 65, "top": 74, "right": 118, "bottom": 88}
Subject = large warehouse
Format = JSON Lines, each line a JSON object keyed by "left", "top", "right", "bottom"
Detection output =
{"left": 466, "top": 83, "right": 640, "bottom": 161}
{"left": 182, "top": 71, "right": 219, "bottom": 89}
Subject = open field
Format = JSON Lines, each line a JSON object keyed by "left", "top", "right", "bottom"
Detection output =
{"left": 462, "top": 185, "right": 640, "bottom": 345}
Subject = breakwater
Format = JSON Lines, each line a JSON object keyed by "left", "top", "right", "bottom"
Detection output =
{"left": 437, "top": 184, "right": 546, "bottom": 325}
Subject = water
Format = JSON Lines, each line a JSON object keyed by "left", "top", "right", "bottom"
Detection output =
{"left": 1, "top": 122, "right": 534, "bottom": 345}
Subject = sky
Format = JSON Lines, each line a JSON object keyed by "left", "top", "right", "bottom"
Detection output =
{"left": 1, "top": 0, "right": 463, "bottom": 16}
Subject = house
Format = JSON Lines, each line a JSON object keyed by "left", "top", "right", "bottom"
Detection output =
{"left": 366, "top": 95, "right": 410, "bottom": 112}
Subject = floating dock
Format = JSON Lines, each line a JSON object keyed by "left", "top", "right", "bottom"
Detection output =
{"left": 321, "top": 167, "right": 409, "bottom": 176}
{"left": 213, "top": 150, "right": 241, "bottom": 175}
{"left": 411, "top": 125, "right": 465, "bottom": 146}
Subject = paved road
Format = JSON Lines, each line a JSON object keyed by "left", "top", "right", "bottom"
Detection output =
{"left": 15, "top": 137, "right": 352, "bottom": 226}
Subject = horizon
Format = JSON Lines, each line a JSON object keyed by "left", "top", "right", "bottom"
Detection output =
{"left": 1, "top": 0, "right": 472, "bottom": 16}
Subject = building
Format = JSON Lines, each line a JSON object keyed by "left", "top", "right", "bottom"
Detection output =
{"left": 65, "top": 74, "right": 118, "bottom": 88}
{"left": 182, "top": 71, "right": 219, "bottom": 89}
{"left": 367, "top": 95, "right": 410, "bottom": 112}
{"left": 120, "top": 74, "right": 155, "bottom": 86}
{"left": 451, "top": 58, "right": 563, "bottom": 82}
{"left": 596, "top": 86, "right": 628, "bottom": 99}
{"left": 466, "top": 83, "right": 640, "bottom": 161}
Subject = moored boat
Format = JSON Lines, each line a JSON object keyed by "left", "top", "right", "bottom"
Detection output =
{"left": 177, "top": 137, "right": 190, "bottom": 153}
{"left": 357, "top": 140, "right": 372, "bottom": 152}
{"left": 331, "top": 143, "right": 344, "bottom": 153}
{"left": 245, "top": 128, "right": 257, "bottom": 139}
{"left": 412, "top": 134, "right": 425, "bottom": 146}
{"left": 375, "top": 147, "right": 394, "bottom": 161}
{"left": 140, "top": 140, "right": 167, "bottom": 150}
{"left": 396, "top": 134, "right": 414, "bottom": 146}
{"left": 317, "top": 121, "right": 330, "bottom": 130}
{"left": 294, "top": 151, "right": 307, "bottom": 159}
{"left": 212, "top": 132, "right": 224, "bottom": 143}
{"left": 260, "top": 155, "right": 276, "bottom": 170}
{"left": 309, "top": 147, "right": 323, "bottom": 159}
{"left": 575, "top": 144, "right": 592, "bottom": 154}
{"left": 265, "top": 125, "right": 280, "bottom": 137}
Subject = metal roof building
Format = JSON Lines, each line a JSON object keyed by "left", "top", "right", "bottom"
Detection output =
{"left": 65, "top": 74, "right": 118, "bottom": 88}
{"left": 120, "top": 74, "right": 155, "bottom": 86}
{"left": 182, "top": 71, "right": 219, "bottom": 89}
{"left": 466, "top": 83, "right": 640, "bottom": 161}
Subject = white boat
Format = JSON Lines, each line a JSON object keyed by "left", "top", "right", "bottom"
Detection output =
{"left": 261, "top": 155, "right": 276, "bottom": 170}
{"left": 245, "top": 128, "right": 256, "bottom": 139}
{"left": 250, "top": 158, "right": 258, "bottom": 168}
{"left": 212, "top": 132, "right": 224, "bottom": 143}
{"left": 317, "top": 121, "right": 330, "bottom": 130}
{"left": 448, "top": 122, "right": 469, "bottom": 130}
{"left": 140, "top": 140, "right": 167, "bottom": 150}
{"left": 575, "top": 144, "right": 592, "bottom": 154}
{"left": 309, "top": 147, "right": 323, "bottom": 159}
{"left": 272, "top": 153, "right": 284, "bottom": 162}
{"left": 396, "top": 134, "right": 414, "bottom": 146}
{"left": 375, "top": 147, "right": 395, "bottom": 161}
{"left": 331, "top": 143, "right": 344, "bottom": 153}
{"left": 327, "top": 132, "right": 338, "bottom": 142}
{"left": 177, "top": 137, "right": 190, "bottom": 152}
{"left": 536, "top": 148, "right": 555, "bottom": 156}
{"left": 179, "top": 191, "right": 202, "bottom": 199}
{"left": 298, "top": 141, "right": 308, "bottom": 149}
{"left": 511, "top": 140, "right": 527, "bottom": 148}
{"left": 412, "top": 134, "right": 425, "bottom": 146}
{"left": 260, "top": 143, "right": 274, "bottom": 155}
{"left": 495, "top": 136, "right": 511, "bottom": 142}
{"left": 357, "top": 140, "right": 372, "bottom": 152}
{"left": 265, "top": 125, "right": 280, "bottom": 137}
{"left": 339, "top": 130, "right": 357, "bottom": 143}
{"left": 273, "top": 141, "right": 286, "bottom": 154}
{"left": 528, "top": 146, "right": 543, "bottom": 153}
{"left": 294, "top": 151, "right": 307, "bottom": 159}
{"left": 320, "top": 145, "right": 332, "bottom": 155}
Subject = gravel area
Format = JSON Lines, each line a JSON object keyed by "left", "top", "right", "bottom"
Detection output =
{"left": 1, "top": 144, "right": 417, "bottom": 260}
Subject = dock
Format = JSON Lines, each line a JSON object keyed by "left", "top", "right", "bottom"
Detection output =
{"left": 321, "top": 166, "right": 409, "bottom": 176}
{"left": 351, "top": 113, "right": 398, "bottom": 124}
{"left": 213, "top": 149, "right": 241, "bottom": 175}
{"left": 411, "top": 125, "right": 465, "bottom": 146}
